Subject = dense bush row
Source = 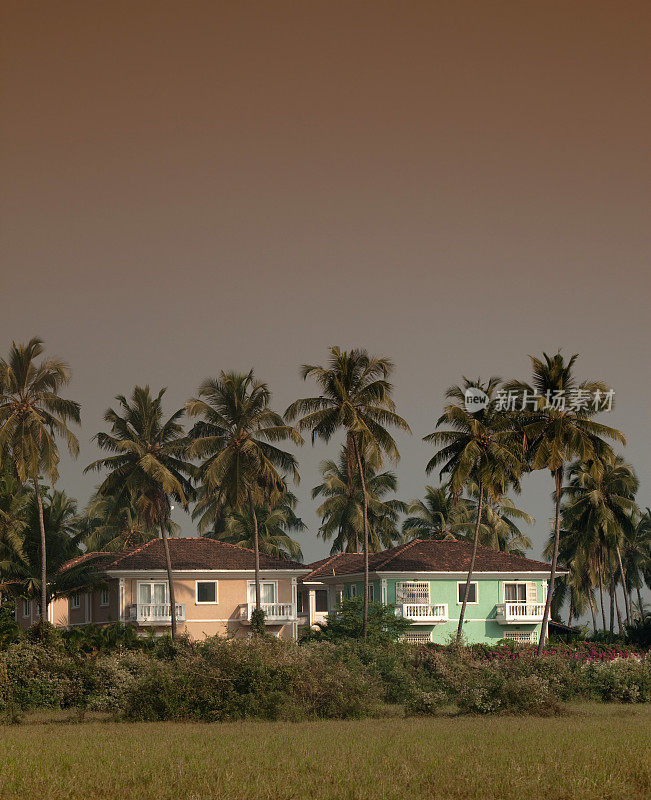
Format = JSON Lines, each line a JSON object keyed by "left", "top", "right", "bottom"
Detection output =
{"left": 0, "top": 625, "right": 648, "bottom": 722}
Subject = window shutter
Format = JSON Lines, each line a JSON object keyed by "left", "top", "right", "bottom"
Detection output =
{"left": 527, "top": 582, "right": 537, "bottom": 603}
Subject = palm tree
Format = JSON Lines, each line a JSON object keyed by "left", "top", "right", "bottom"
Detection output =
{"left": 286, "top": 347, "right": 410, "bottom": 638}
{"left": 425, "top": 377, "right": 524, "bottom": 642}
{"left": 186, "top": 371, "right": 301, "bottom": 623}
{"left": 0, "top": 338, "right": 81, "bottom": 623}
{"left": 505, "top": 353, "right": 625, "bottom": 653}
{"left": 5, "top": 489, "right": 102, "bottom": 608}
{"left": 0, "top": 456, "right": 28, "bottom": 587}
{"left": 465, "top": 485, "right": 534, "bottom": 556}
{"left": 401, "top": 485, "right": 474, "bottom": 542}
{"left": 85, "top": 386, "right": 194, "bottom": 639}
{"left": 313, "top": 446, "right": 405, "bottom": 554}
{"left": 625, "top": 508, "right": 651, "bottom": 623}
{"left": 215, "top": 493, "right": 305, "bottom": 561}
{"left": 82, "top": 490, "right": 179, "bottom": 552}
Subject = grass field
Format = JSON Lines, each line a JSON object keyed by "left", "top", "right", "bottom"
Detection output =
{"left": 1, "top": 705, "right": 649, "bottom": 800}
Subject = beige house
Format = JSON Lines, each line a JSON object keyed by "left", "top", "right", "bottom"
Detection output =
{"left": 17, "top": 538, "right": 309, "bottom": 640}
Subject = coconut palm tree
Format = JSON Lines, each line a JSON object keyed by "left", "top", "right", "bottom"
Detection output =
{"left": 214, "top": 493, "right": 305, "bottom": 561}
{"left": 313, "top": 446, "right": 405, "bottom": 554}
{"left": 425, "top": 377, "right": 525, "bottom": 642}
{"left": 625, "top": 508, "right": 651, "bottom": 623}
{"left": 82, "top": 490, "right": 179, "bottom": 552}
{"left": 401, "top": 485, "right": 474, "bottom": 542}
{"left": 286, "top": 347, "right": 410, "bottom": 638}
{"left": 464, "top": 484, "right": 534, "bottom": 555}
{"left": 0, "top": 338, "right": 81, "bottom": 623}
{"left": 86, "top": 386, "right": 194, "bottom": 639}
{"left": 4, "top": 489, "right": 102, "bottom": 608}
{"left": 505, "top": 353, "right": 625, "bottom": 653}
{"left": 186, "top": 371, "right": 301, "bottom": 624}
{"left": 0, "top": 456, "right": 28, "bottom": 586}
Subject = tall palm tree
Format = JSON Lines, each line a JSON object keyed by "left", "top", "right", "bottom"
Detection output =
{"left": 187, "top": 371, "right": 301, "bottom": 622}
{"left": 286, "top": 347, "right": 410, "bottom": 638}
{"left": 401, "top": 485, "right": 474, "bottom": 542}
{"left": 0, "top": 456, "right": 28, "bottom": 585}
{"left": 0, "top": 338, "right": 81, "bottom": 623}
{"left": 559, "top": 456, "right": 638, "bottom": 628}
{"left": 625, "top": 508, "right": 651, "bottom": 623}
{"left": 313, "top": 446, "right": 405, "bottom": 554}
{"left": 82, "top": 490, "right": 179, "bottom": 552}
{"left": 86, "top": 386, "right": 194, "bottom": 639}
{"left": 505, "top": 353, "right": 625, "bottom": 653}
{"left": 425, "top": 378, "right": 524, "bottom": 642}
{"left": 464, "top": 484, "right": 534, "bottom": 556}
{"left": 215, "top": 493, "right": 305, "bottom": 561}
{"left": 4, "top": 489, "right": 101, "bottom": 608}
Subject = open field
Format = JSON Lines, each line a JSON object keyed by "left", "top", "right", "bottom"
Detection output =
{"left": 0, "top": 705, "right": 649, "bottom": 800}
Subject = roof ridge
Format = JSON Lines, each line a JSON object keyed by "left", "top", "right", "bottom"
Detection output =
{"left": 108, "top": 537, "right": 159, "bottom": 568}
{"left": 374, "top": 538, "right": 422, "bottom": 570}
{"left": 304, "top": 551, "right": 356, "bottom": 578}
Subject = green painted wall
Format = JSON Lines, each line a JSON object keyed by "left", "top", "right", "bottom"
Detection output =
{"left": 340, "top": 576, "right": 544, "bottom": 644}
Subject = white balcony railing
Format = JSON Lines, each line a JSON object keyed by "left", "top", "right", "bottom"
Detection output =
{"left": 129, "top": 603, "right": 186, "bottom": 624}
{"left": 239, "top": 603, "right": 297, "bottom": 624}
{"left": 395, "top": 603, "right": 448, "bottom": 623}
{"left": 495, "top": 602, "right": 545, "bottom": 624}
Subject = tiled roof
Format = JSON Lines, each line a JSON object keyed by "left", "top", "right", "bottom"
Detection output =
{"left": 99, "top": 537, "right": 307, "bottom": 572}
{"left": 59, "top": 551, "right": 116, "bottom": 573}
{"left": 303, "top": 539, "right": 561, "bottom": 578}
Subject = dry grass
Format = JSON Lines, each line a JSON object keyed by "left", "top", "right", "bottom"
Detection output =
{"left": 0, "top": 704, "right": 649, "bottom": 800}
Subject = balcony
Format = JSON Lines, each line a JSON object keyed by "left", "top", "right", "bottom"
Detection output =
{"left": 395, "top": 603, "right": 448, "bottom": 624}
{"left": 129, "top": 603, "right": 186, "bottom": 625}
{"left": 495, "top": 602, "right": 545, "bottom": 625}
{"left": 239, "top": 603, "right": 297, "bottom": 624}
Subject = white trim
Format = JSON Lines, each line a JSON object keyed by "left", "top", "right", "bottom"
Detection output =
{"left": 100, "top": 588, "right": 110, "bottom": 607}
{"left": 119, "top": 578, "right": 125, "bottom": 622}
{"left": 311, "top": 570, "right": 565, "bottom": 583}
{"left": 456, "top": 581, "right": 478, "bottom": 605}
{"left": 246, "top": 579, "right": 278, "bottom": 604}
{"left": 22, "top": 599, "right": 30, "bottom": 618}
{"left": 70, "top": 594, "right": 81, "bottom": 610}
{"left": 195, "top": 579, "right": 219, "bottom": 605}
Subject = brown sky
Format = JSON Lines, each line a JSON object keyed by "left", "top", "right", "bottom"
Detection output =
{"left": 1, "top": 1, "right": 650, "bottom": 562}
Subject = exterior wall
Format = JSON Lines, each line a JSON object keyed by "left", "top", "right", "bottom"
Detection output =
{"left": 324, "top": 576, "right": 546, "bottom": 644}
{"left": 15, "top": 596, "right": 69, "bottom": 630}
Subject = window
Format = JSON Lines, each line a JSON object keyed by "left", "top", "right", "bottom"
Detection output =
{"left": 247, "top": 581, "right": 276, "bottom": 605}
{"left": 457, "top": 582, "right": 478, "bottom": 604}
{"left": 297, "top": 591, "right": 304, "bottom": 614}
{"left": 368, "top": 585, "right": 374, "bottom": 602}
{"left": 71, "top": 594, "right": 81, "bottom": 609}
{"left": 504, "top": 582, "right": 527, "bottom": 603}
{"left": 315, "top": 590, "right": 328, "bottom": 612}
{"left": 22, "top": 599, "right": 30, "bottom": 618}
{"left": 196, "top": 580, "right": 218, "bottom": 604}
{"left": 400, "top": 632, "right": 432, "bottom": 645}
{"left": 349, "top": 584, "right": 357, "bottom": 598}
{"left": 503, "top": 631, "right": 536, "bottom": 644}
{"left": 100, "top": 588, "right": 110, "bottom": 607}
{"left": 396, "top": 581, "right": 430, "bottom": 604}
{"left": 138, "top": 581, "right": 168, "bottom": 605}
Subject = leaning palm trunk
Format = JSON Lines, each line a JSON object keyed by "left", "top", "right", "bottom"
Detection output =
{"left": 538, "top": 469, "right": 563, "bottom": 655}
{"left": 33, "top": 477, "right": 48, "bottom": 625}
{"left": 352, "top": 437, "right": 370, "bottom": 639}
{"left": 159, "top": 518, "right": 178, "bottom": 640}
{"left": 615, "top": 545, "right": 631, "bottom": 624}
{"left": 609, "top": 580, "right": 615, "bottom": 637}
{"left": 598, "top": 556, "right": 607, "bottom": 631}
{"left": 588, "top": 592, "right": 597, "bottom": 633}
{"left": 636, "top": 587, "right": 645, "bottom": 623}
{"left": 457, "top": 481, "right": 483, "bottom": 643}
{"left": 614, "top": 589, "right": 623, "bottom": 634}
{"left": 248, "top": 488, "right": 262, "bottom": 617}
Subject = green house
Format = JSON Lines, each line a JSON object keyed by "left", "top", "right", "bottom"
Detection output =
{"left": 298, "top": 539, "right": 566, "bottom": 645}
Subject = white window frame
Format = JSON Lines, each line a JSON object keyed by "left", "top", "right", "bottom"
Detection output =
{"left": 99, "top": 588, "right": 110, "bottom": 607}
{"left": 456, "top": 581, "right": 478, "bottom": 605}
{"left": 137, "top": 580, "right": 169, "bottom": 605}
{"left": 195, "top": 579, "right": 219, "bottom": 605}
{"left": 22, "top": 599, "right": 30, "bottom": 618}
{"left": 368, "top": 585, "right": 374, "bottom": 602}
{"left": 71, "top": 594, "right": 81, "bottom": 610}
{"left": 503, "top": 581, "right": 527, "bottom": 603}
{"left": 246, "top": 580, "right": 278, "bottom": 605}
{"left": 400, "top": 631, "right": 432, "bottom": 645}
{"left": 349, "top": 584, "right": 357, "bottom": 598}
{"left": 396, "top": 581, "right": 430, "bottom": 604}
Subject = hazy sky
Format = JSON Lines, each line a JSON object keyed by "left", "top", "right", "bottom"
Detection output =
{"left": 1, "top": 1, "right": 650, "bottom": 563}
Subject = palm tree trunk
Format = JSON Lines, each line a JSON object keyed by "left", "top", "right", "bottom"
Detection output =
{"left": 568, "top": 593, "right": 574, "bottom": 628}
{"left": 614, "top": 589, "right": 623, "bottom": 634}
{"left": 457, "top": 480, "right": 483, "bottom": 643}
{"left": 538, "top": 468, "right": 562, "bottom": 655}
{"left": 598, "top": 554, "right": 607, "bottom": 632}
{"left": 615, "top": 545, "right": 631, "bottom": 624}
{"left": 352, "top": 436, "right": 370, "bottom": 640}
{"left": 346, "top": 435, "right": 359, "bottom": 553}
{"left": 33, "top": 477, "right": 48, "bottom": 626}
{"left": 588, "top": 591, "right": 597, "bottom": 633}
{"left": 608, "top": 580, "right": 615, "bottom": 637}
{"left": 636, "top": 586, "right": 645, "bottom": 623}
{"left": 248, "top": 488, "right": 262, "bottom": 617}
{"left": 159, "top": 516, "right": 177, "bottom": 640}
